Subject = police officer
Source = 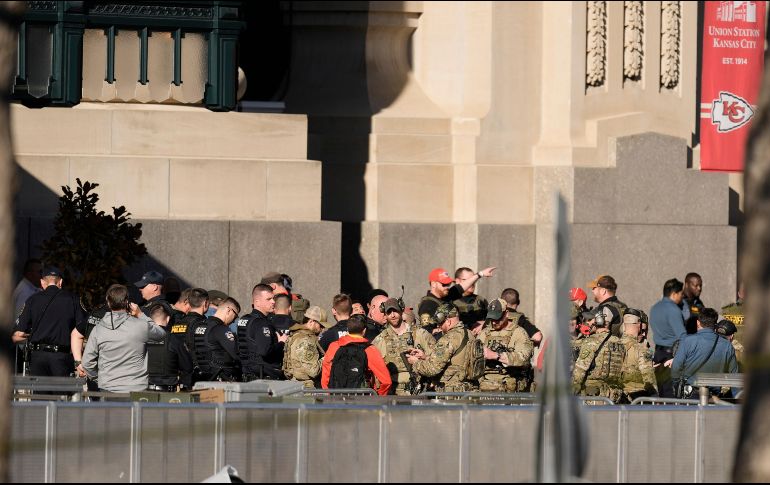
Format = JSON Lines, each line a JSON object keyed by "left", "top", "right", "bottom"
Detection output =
{"left": 259, "top": 272, "right": 310, "bottom": 324}
{"left": 203, "top": 297, "right": 242, "bottom": 382}
{"left": 452, "top": 267, "right": 489, "bottom": 329}
{"left": 672, "top": 308, "right": 738, "bottom": 398}
{"left": 478, "top": 299, "right": 534, "bottom": 392}
{"left": 71, "top": 303, "right": 108, "bottom": 386}
{"left": 371, "top": 298, "right": 436, "bottom": 395}
{"left": 501, "top": 288, "right": 543, "bottom": 347}
{"left": 170, "top": 288, "right": 191, "bottom": 324}
{"left": 270, "top": 294, "right": 294, "bottom": 335}
{"left": 282, "top": 306, "right": 334, "bottom": 388}
{"left": 418, "top": 266, "right": 496, "bottom": 332}
{"left": 146, "top": 303, "right": 194, "bottom": 391}
{"left": 237, "top": 284, "right": 287, "bottom": 381}
{"left": 13, "top": 267, "right": 86, "bottom": 377}
{"left": 177, "top": 288, "right": 210, "bottom": 381}
{"left": 135, "top": 271, "right": 174, "bottom": 319}
{"left": 682, "top": 272, "right": 705, "bottom": 335}
{"left": 588, "top": 275, "right": 628, "bottom": 337}
{"left": 619, "top": 309, "right": 657, "bottom": 403}
{"left": 572, "top": 307, "right": 626, "bottom": 403}
{"left": 407, "top": 303, "right": 483, "bottom": 392}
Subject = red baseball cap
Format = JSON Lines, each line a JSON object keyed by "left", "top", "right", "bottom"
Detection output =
{"left": 428, "top": 268, "right": 453, "bottom": 285}
{"left": 569, "top": 287, "right": 587, "bottom": 301}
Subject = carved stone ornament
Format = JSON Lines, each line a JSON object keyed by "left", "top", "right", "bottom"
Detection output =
{"left": 660, "top": 1, "right": 680, "bottom": 89}
{"left": 623, "top": 1, "right": 643, "bottom": 81}
{"left": 586, "top": 1, "right": 607, "bottom": 87}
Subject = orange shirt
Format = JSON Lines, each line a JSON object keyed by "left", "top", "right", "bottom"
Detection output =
{"left": 321, "top": 334, "right": 392, "bottom": 395}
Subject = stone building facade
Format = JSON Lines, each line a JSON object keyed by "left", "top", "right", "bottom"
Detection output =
{"left": 13, "top": 1, "right": 738, "bottom": 324}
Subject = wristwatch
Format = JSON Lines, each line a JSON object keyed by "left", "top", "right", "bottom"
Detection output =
{"left": 73, "top": 360, "right": 81, "bottom": 367}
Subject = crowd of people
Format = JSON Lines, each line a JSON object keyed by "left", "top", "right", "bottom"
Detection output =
{"left": 10, "top": 258, "right": 744, "bottom": 402}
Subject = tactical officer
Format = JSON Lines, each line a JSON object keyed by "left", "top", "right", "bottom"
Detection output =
{"left": 237, "top": 284, "right": 288, "bottom": 381}
{"left": 136, "top": 271, "right": 174, "bottom": 319}
{"left": 682, "top": 272, "right": 705, "bottom": 334}
{"left": 365, "top": 293, "right": 388, "bottom": 342}
{"left": 270, "top": 294, "right": 294, "bottom": 335}
{"left": 180, "top": 288, "right": 210, "bottom": 382}
{"left": 372, "top": 298, "right": 436, "bottom": 395}
{"left": 478, "top": 299, "right": 534, "bottom": 392}
{"left": 452, "top": 267, "right": 489, "bottom": 330}
{"left": 407, "top": 303, "right": 483, "bottom": 392}
{"left": 572, "top": 307, "right": 626, "bottom": 403}
{"left": 619, "top": 309, "right": 657, "bottom": 403}
{"left": 588, "top": 275, "right": 628, "bottom": 337}
{"left": 171, "top": 288, "right": 191, "bottom": 323}
{"left": 14, "top": 267, "right": 86, "bottom": 377}
{"left": 418, "top": 266, "right": 496, "bottom": 332}
{"left": 146, "top": 303, "right": 194, "bottom": 391}
{"left": 501, "top": 288, "right": 543, "bottom": 347}
{"left": 203, "top": 297, "right": 242, "bottom": 382}
{"left": 282, "top": 306, "right": 334, "bottom": 388}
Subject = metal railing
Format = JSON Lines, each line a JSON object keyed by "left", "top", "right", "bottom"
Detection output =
{"left": 9, "top": 401, "right": 740, "bottom": 483}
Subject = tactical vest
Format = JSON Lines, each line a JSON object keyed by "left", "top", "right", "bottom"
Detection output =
{"left": 282, "top": 329, "right": 321, "bottom": 380}
{"left": 290, "top": 295, "right": 310, "bottom": 323}
{"left": 236, "top": 315, "right": 253, "bottom": 364}
{"left": 588, "top": 334, "right": 626, "bottom": 384}
{"left": 453, "top": 295, "right": 488, "bottom": 328}
{"left": 192, "top": 319, "right": 214, "bottom": 376}
{"left": 147, "top": 334, "right": 178, "bottom": 383}
{"left": 602, "top": 300, "right": 628, "bottom": 337}
{"left": 620, "top": 336, "right": 645, "bottom": 391}
{"left": 481, "top": 326, "right": 515, "bottom": 369}
{"left": 182, "top": 313, "right": 207, "bottom": 363}
{"left": 208, "top": 327, "right": 238, "bottom": 377}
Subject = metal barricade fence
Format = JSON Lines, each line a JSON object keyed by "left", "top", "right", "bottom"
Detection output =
{"left": 9, "top": 401, "right": 740, "bottom": 483}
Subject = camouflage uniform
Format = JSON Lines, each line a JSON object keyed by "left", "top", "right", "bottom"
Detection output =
{"left": 619, "top": 334, "right": 657, "bottom": 402}
{"left": 412, "top": 325, "right": 478, "bottom": 392}
{"left": 478, "top": 321, "right": 534, "bottom": 392}
{"left": 372, "top": 324, "right": 436, "bottom": 395}
{"left": 290, "top": 295, "right": 311, "bottom": 324}
{"left": 601, "top": 298, "right": 628, "bottom": 337}
{"left": 453, "top": 294, "right": 489, "bottom": 329}
{"left": 282, "top": 325, "right": 323, "bottom": 388}
{"left": 572, "top": 331, "right": 626, "bottom": 403}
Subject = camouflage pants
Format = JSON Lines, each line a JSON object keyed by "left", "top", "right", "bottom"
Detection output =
{"left": 439, "top": 381, "right": 479, "bottom": 393}
{"left": 582, "top": 380, "right": 623, "bottom": 403}
{"left": 479, "top": 376, "right": 531, "bottom": 393}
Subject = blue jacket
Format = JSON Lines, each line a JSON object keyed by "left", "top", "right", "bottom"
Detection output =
{"left": 649, "top": 297, "right": 687, "bottom": 348}
{"left": 671, "top": 328, "right": 738, "bottom": 386}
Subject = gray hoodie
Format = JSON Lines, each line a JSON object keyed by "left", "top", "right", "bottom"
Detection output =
{"left": 82, "top": 311, "right": 165, "bottom": 392}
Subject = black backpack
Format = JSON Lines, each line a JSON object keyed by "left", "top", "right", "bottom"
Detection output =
{"left": 329, "top": 342, "right": 370, "bottom": 389}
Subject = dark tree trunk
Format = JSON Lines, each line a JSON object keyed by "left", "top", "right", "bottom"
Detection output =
{"left": 733, "top": 48, "right": 770, "bottom": 483}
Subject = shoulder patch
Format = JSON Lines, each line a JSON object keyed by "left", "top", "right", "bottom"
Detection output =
{"left": 225, "top": 331, "right": 235, "bottom": 341}
{"left": 263, "top": 326, "right": 271, "bottom": 337}
{"left": 420, "top": 314, "right": 432, "bottom": 326}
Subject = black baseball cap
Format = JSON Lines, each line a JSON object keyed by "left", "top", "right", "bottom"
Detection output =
{"left": 42, "top": 266, "right": 62, "bottom": 278}
{"left": 134, "top": 271, "right": 164, "bottom": 288}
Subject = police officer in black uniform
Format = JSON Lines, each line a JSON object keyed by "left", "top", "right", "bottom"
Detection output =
{"left": 179, "top": 288, "right": 210, "bottom": 383}
{"left": 135, "top": 270, "right": 175, "bottom": 321}
{"left": 13, "top": 267, "right": 86, "bottom": 377}
{"left": 237, "top": 284, "right": 287, "bottom": 381}
{"left": 204, "top": 297, "right": 242, "bottom": 382}
{"left": 71, "top": 303, "right": 108, "bottom": 390}
{"left": 146, "top": 303, "right": 194, "bottom": 391}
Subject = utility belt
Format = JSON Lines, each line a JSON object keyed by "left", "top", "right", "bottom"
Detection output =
{"left": 148, "top": 384, "right": 177, "bottom": 392}
{"left": 654, "top": 344, "right": 675, "bottom": 364}
{"left": 29, "top": 343, "right": 71, "bottom": 353}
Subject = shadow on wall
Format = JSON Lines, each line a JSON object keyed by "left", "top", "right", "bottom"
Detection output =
{"left": 282, "top": 2, "right": 411, "bottom": 303}
{"left": 13, "top": 165, "right": 193, "bottom": 305}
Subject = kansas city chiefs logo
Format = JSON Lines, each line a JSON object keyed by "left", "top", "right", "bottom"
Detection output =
{"left": 711, "top": 91, "right": 754, "bottom": 132}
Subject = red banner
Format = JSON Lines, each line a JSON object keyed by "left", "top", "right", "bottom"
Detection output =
{"left": 700, "top": 0, "right": 766, "bottom": 172}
